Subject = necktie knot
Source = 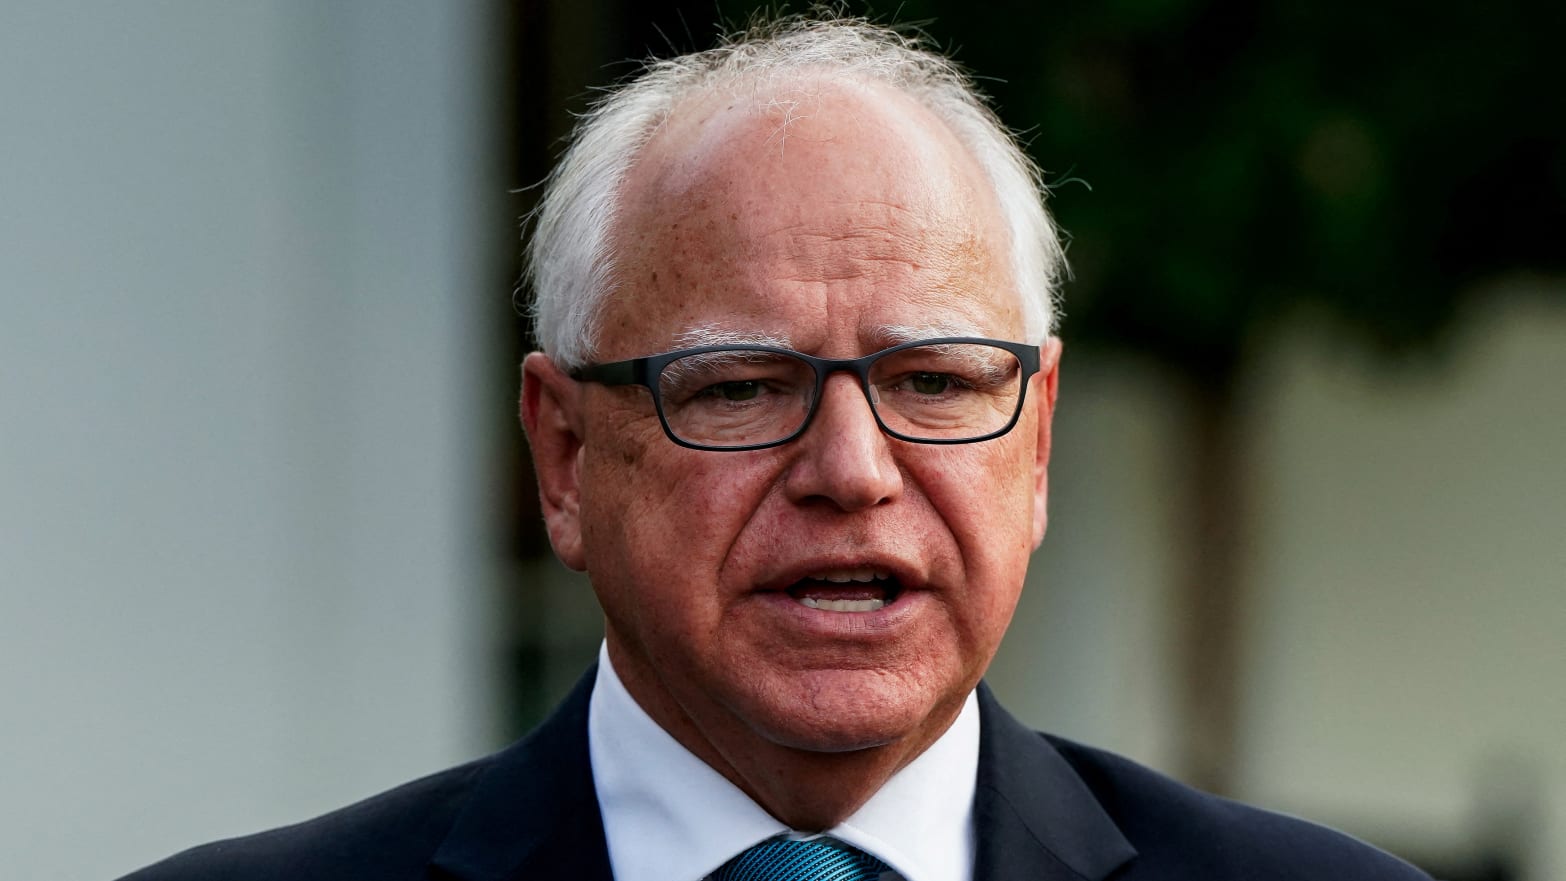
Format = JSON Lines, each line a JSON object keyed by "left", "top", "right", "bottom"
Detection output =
{"left": 711, "top": 836, "right": 892, "bottom": 881}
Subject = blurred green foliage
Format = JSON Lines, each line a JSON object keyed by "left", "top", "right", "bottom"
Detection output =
{"left": 607, "top": 0, "right": 1565, "bottom": 378}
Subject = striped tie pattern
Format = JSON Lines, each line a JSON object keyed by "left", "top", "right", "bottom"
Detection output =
{"left": 710, "top": 836, "right": 893, "bottom": 881}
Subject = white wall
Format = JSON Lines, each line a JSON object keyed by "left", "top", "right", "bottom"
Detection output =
{"left": 0, "top": 3, "right": 499, "bottom": 878}
{"left": 1240, "top": 289, "right": 1566, "bottom": 878}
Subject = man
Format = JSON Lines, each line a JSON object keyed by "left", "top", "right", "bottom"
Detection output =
{"left": 121, "top": 17, "right": 1430, "bottom": 881}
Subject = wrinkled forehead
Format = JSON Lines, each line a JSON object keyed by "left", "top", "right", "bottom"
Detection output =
{"left": 600, "top": 76, "right": 1019, "bottom": 357}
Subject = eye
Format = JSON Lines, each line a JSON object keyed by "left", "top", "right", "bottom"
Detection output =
{"left": 909, "top": 373, "right": 953, "bottom": 395}
{"left": 703, "top": 380, "right": 762, "bottom": 402}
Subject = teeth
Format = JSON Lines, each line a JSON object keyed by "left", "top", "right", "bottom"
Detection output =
{"left": 798, "top": 597, "right": 886, "bottom": 612}
{"left": 806, "top": 568, "right": 891, "bottom": 583}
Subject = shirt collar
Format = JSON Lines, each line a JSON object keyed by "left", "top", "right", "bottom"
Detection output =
{"left": 588, "top": 643, "right": 979, "bottom": 881}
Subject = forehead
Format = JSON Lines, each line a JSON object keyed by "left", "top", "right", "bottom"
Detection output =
{"left": 600, "top": 77, "right": 1018, "bottom": 357}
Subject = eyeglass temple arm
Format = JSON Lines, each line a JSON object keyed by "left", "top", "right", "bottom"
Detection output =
{"left": 568, "top": 358, "right": 645, "bottom": 387}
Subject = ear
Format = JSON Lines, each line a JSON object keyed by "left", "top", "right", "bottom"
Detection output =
{"left": 520, "top": 352, "right": 588, "bottom": 571}
{"left": 1031, "top": 338, "right": 1062, "bottom": 550}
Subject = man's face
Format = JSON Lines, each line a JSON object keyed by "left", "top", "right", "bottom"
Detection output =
{"left": 526, "top": 82, "right": 1059, "bottom": 762}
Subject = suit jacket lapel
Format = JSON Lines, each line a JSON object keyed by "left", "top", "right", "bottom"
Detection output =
{"left": 973, "top": 684, "right": 1138, "bottom": 881}
{"left": 430, "top": 666, "right": 613, "bottom": 881}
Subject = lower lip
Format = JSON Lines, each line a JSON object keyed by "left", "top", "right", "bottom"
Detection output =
{"left": 751, "top": 588, "right": 930, "bottom": 639}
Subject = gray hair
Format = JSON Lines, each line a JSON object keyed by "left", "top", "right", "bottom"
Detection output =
{"left": 524, "top": 16, "right": 1065, "bottom": 369}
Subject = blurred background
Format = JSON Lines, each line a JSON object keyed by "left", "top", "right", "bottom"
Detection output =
{"left": 2, "top": 1, "right": 1562, "bottom": 878}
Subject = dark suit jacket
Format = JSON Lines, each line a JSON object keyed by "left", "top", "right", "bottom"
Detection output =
{"left": 120, "top": 667, "right": 1430, "bottom": 880}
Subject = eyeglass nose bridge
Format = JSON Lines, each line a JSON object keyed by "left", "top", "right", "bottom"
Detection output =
{"left": 798, "top": 361, "right": 887, "bottom": 440}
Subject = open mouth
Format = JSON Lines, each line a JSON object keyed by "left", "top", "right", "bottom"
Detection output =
{"left": 785, "top": 568, "right": 903, "bottom": 612}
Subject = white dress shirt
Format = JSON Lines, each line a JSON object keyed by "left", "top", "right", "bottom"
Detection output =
{"left": 588, "top": 643, "right": 979, "bottom": 881}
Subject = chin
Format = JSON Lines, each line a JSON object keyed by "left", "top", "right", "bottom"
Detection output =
{"left": 739, "top": 666, "right": 956, "bottom": 754}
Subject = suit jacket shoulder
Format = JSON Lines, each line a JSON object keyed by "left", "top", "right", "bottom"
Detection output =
{"left": 116, "top": 759, "right": 489, "bottom": 881}
{"left": 116, "top": 668, "right": 612, "bottom": 881}
{"left": 977, "top": 688, "right": 1434, "bottom": 881}
{"left": 1056, "top": 735, "right": 1429, "bottom": 880}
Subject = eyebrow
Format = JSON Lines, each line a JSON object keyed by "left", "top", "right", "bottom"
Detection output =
{"left": 670, "top": 320, "right": 990, "bottom": 353}
{"left": 872, "top": 321, "right": 989, "bottom": 347}
{"left": 674, "top": 324, "right": 793, "bottom": 349}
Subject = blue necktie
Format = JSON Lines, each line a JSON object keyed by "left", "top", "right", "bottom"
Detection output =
{"left": 710, "top": 836, "right": 893, "bottom": 881}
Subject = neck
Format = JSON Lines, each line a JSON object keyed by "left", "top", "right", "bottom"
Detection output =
{"left": 711, "top": 736, "right": 921, "bottom": 831}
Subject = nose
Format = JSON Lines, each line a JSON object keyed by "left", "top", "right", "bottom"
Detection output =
{"left": 782, "top": 372, "right": 903, "bottom": 512}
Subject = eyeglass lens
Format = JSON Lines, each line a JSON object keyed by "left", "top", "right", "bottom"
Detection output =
{"left": 654, "top": 343, "right": 1025, "bottom": 448}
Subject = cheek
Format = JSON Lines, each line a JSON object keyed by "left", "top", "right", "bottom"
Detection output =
{"left": 917, "top": 440, "right": 1036, "bottom": 549}
{"left": 913, "top": 440, "right": 1036, "bottom": 636}
{"left": 578, "top": 423, "right": 781, "bottom": 585}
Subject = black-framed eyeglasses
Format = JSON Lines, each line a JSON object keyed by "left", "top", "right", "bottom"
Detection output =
{"left": 568, "top": 336, "right": 1041, "bottom": 451}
